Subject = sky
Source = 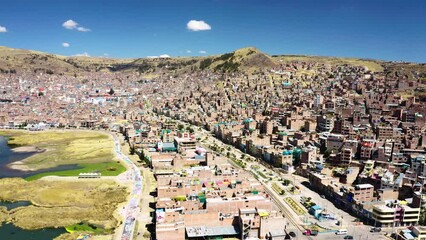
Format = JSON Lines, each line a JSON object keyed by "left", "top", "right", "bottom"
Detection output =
{"left": 0, "top": 0, "right": 425, "bottom": 62}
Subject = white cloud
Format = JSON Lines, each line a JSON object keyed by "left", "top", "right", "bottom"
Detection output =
{"left": 73, "top": 52, "right": 90, "bottom": 57}
{"left": 199, "top": 50, "right": 207, "bottom": 54}
{"left": 147, "top": 54, "right": 171, "bottom": 59}
{"left": 62, "top": 20, "right": 78, "bottom": 29}
{"left": 186, "top": 50, "right": 192, "bottom": 53}
{"left": 62, "top": 19, "right": 90, "bottom": 32}
{"left": 0, "top": 25, "right": 7, "bottom": 33}
{"left": 187, "top": 20, "right": 211, "bottom": 31}
{"left": 62, "top": 42, "right": 70, "bottom": 47}
{"left": 77, "top": 26, "right": 91, "bottom": 32}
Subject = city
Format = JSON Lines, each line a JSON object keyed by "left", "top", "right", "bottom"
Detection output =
{"left": 0, "top": 1, "right": 425, "bottom": 240}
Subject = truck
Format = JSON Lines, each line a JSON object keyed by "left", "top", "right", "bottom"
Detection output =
{"left": 303, "top": 229, "right": 318, "bottom": 236}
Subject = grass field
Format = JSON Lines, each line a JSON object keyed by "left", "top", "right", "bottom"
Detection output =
{"left": 0, "top": 130, "right": 125, "bottom": 177}
{"left": 0, "top": 178, "right": 127, "bottom": 230}
{"left": 25, "top": 162, "right": 126, "bottom": 181}
{"left": 65, "top": 222, "right": 108, "bottom": 234}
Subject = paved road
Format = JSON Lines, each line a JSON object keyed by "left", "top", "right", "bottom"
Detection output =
{"left": 112, "top": 134, "right": 143, "bottom": 240}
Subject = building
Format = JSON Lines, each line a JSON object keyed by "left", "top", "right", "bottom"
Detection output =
{"left": 372, "top": 202, "right": 420, "bottom": 227}
{"left": 352, "top": 184, "right": 374, "bottom": 203}
{"left": 377, "top": 126, "right": 394, "bottom": 140}
{"left": 317, "top": 115, "right": 334, "bottom": 133}
{"left": 174, "top": 133, "right": 196, "bottom": 152}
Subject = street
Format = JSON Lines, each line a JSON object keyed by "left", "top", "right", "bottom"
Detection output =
{"left": 112, "top": 134, "right": 143, "bottom": 240}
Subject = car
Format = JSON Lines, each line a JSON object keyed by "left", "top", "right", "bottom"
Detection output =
{"left": 288, "top": 231, "right": 296, "bottom": 238}
{"left": 335, "top": 229, "right": 348, "bottom": 235}
{"left": 343, "top": 236, "right": 354, "bottom": 239}
{"left": 320, "top": 194, "right": 326, "bottom": 198}
{"left": 370, "top": 227, "right": 381, "bottom": 232}
{"left": 303, "top": 229, "right": 318, "bottom": 236}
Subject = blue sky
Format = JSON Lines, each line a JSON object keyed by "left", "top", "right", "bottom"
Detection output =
{"left": 0, "top": 0, "right": 425, "bottom": 62}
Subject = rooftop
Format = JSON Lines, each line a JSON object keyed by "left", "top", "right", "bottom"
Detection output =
{"left": 186, "top": 225, "right": 239, "bottom": 238}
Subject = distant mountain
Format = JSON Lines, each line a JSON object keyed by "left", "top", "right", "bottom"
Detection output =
{"left": 0, "top": 45, "right": 424, "bottom": 76}
{"left": 0, "top": 46, "right": 132, "bottom": 74}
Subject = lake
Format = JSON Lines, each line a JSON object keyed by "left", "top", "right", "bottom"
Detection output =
{"left": 0, "top": 136, "right": 81, "bottom": 178}
{"left": 0, "top": 201, "right": 32, "bottom": 210}
{"left": 0, "top": 223, "right": 67, "bottom": 240}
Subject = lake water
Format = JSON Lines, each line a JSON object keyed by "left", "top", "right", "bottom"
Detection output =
{"left": 0, "top": 223, "right": 67, "bottom": 240}
{"left": 0, "top": 136, "right": 81, "bottom": 178}
{"left": 0, "top": 201, "right": 32, "bottom": 210}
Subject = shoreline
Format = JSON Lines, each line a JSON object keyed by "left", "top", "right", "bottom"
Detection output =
{"left": 7, "top": 161, "right": 36, "bottom": 172}
{"left": 11, "top": 146, "right": 45, "bottom": 154}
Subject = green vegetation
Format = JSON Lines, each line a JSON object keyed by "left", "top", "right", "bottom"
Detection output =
{"left": 256, "top": 170, "right": 269, "bottom": 180}
{"left": 172, "top": 195, "right": 187, "bottom": 202}
{"left": 199, "top": 58, "right": 213, "bottom": 70}
{"left": 214, "top": 60, "right": 240, "bottom": 72}
{"left": 25, "top": 162, "right": 126, "bottom": 181}
{"left": 284, "top": 197, "right": 306, "bottom": 215}
{"left": 282, "top": 179, "right": 291, "bottom": 186}
{"left": 301, "top": 197, "right": 316, "bottom": 209}
{"left": 65, "top": 222, "right": 108, "bottom": 234}
{"left": 272, "top": 183, "right": 285, "bottom": 195}
{"left": 229, "top": 157, "right": 246, "bottom": 169}
{"left": 216, "top": 52, "right": 234, "bottom": 61}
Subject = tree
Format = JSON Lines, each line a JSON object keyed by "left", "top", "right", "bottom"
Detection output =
{"left": 282, "top": 179, "right": 291, "bottom": 186}
{"left": 108, "top": 88, "right": 115, "bottom": 95}
{"left": 324, "top": 149, "right": 332, "bottom": 158}
{"left": 129, "top": 145, "right": 135, "bottom": 155}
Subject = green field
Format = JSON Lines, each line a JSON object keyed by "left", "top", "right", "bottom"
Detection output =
{"left": 0, "top": 130, "right": 126, "bottom": 179}
{"left": 65, "top": 222, "right": 109, "bottom": 234}
{"left": 25, "top": 162, "right": 126, "bottom": 181}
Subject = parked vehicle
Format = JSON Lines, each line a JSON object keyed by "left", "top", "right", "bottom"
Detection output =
{"left": 288, "top": 231, "right": 296, "bottom": 238}
{"left": 303, "top": 229, "right": 319, "bottom": 236}
{"left": 370, "top": 227, "right": 381, "bottom": 232}
{"left": 343, "top": 235, "right": 354, "bottom": 239}
{"left": 335, "top": 229, "right": 348, "bottom": 235}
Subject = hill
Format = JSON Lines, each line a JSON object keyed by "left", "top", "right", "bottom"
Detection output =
{"left": 0, "top": 46, "right": 132, "bottom": 75}
{"left": 272, "top": 54, "right": 385, "bottom": 72}
{"left": 1, "top": 45, "right": 424, "bottom": 76}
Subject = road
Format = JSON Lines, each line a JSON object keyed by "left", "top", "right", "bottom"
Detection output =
{"left": 112, "top": 134, "right": 143, "bottom": 240}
